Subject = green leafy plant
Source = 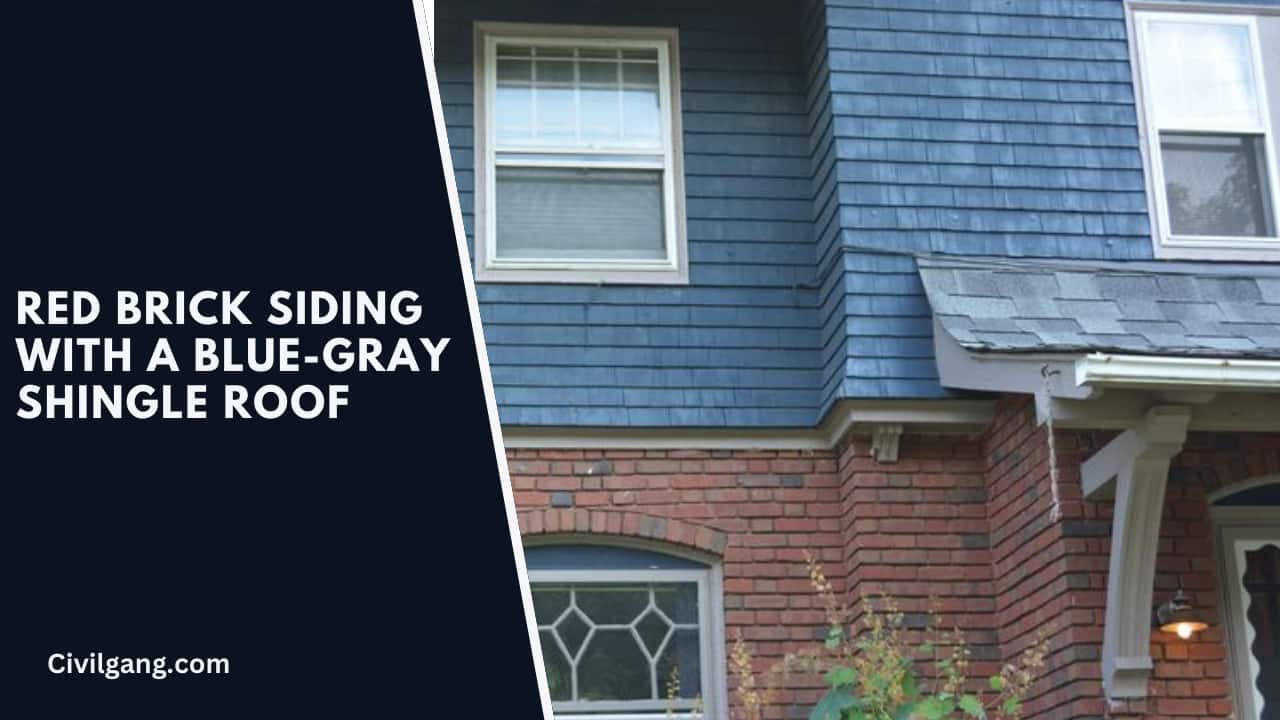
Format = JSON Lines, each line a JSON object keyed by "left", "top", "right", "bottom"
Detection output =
{"left": 750, "top": 553, "right": 1051, "bottom": 720}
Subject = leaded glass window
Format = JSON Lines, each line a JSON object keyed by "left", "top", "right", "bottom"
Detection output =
{"left": 525, "top": 544, "right": 719, "bottom": 718}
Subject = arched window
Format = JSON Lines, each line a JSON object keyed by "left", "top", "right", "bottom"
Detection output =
{"left": 525, "top": 541, "right": 725, "bottom": 719}
{"left": 1213, "top": 477, "right": 1279, "bottom": 720}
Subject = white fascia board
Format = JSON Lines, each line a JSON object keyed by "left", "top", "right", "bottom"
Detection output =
{"left": 932, "top": 319, "right": 1091, "bottom": 398}
{"left": 1075, "top": 353, "right": 1280, "bottom": 391}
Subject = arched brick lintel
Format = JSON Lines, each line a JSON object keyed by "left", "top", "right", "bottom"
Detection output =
{"left": 517, "top": 508, "right": 729, "bottom": 557}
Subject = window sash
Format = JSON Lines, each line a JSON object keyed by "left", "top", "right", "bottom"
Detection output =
{"left": 480, "top": 30, "right": 680, "bottom": 272}
{"left": 1134, "top": 11, "right": 1280, "bottom": 246}
{"left": 529, "top": 568, "right": 713, "bottom": 717}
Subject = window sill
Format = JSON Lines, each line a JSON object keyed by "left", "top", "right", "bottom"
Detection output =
{"left": 1155, "top": 236, "right": 1280, "bottom": 262}
{"left": 475, "top": 264, "right": 689, "bottom": 285}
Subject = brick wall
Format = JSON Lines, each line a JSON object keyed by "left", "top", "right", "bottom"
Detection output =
{"left": 836, "top": 433, "right": 999, "bottom": 681}
{"left": 506, "top": 415, "right": 1280, "bottom": 720}
{"left": 509, "top": 447, "right": 841, "bottom": 717}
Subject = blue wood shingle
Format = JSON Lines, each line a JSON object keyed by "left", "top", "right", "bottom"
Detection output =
{"left": 437, "top": 0, "right": 1273, "bottom": 427}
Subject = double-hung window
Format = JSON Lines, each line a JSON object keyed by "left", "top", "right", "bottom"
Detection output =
{"left": 474, "top": 23, "right": 687, "bottom": 284}
{"left": 1132, "top": 10, "right": 1280, "bottom": 259}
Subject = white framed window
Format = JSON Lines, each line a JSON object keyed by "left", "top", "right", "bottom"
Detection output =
{"left": 473, "top": 23, "right": 687, "bottom": 284}
{"left": 1131, "top": 8, "right": 1280, "bottom": 259}
{"left": 525, "top": 542, "right": 726, "bottom": 719}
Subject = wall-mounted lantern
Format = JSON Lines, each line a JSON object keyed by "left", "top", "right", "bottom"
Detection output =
{"left": 1154, "top": 589, "right": 1208, "bottom": 640}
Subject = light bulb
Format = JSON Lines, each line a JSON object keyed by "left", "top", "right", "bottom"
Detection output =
{"left": 1176, "top": 622, "right": 1193, "bottom": 640}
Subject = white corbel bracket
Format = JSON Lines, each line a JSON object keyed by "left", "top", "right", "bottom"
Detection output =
{"left": 1081, "top": 405, "right": 1192, "bottom": 700}
{"left": 870, "top": 423, "right": 903, "bottom": 463}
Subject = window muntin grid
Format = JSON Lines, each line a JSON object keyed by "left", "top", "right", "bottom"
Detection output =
{"left": 533, "top": 581, "right": 703, "bottom": 713}
{"left": 494, "top": 44, "right": 662, "bottom": 150}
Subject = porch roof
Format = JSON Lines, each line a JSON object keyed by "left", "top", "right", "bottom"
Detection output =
{"left": 917, "top": 254, "right": 1280, "bottom": 359}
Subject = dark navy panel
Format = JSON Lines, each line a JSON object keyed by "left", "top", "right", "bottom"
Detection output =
{"left": 1214, "top": 483, "right": 1280, "bottom": 507}
{"left": 525, "top": 545, "right": 708, "bottom": 571}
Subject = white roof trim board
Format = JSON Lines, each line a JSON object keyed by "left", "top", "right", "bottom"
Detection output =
{"left": 1075, "top": 353, "right": 1280, "bottom": 390}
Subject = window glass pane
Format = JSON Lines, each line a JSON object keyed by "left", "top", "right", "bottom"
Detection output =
{"left": 539, "top": 630, "right": 572, "bottom": 701}
{"left": 580, "top": 86, "right": 621, "bottom": 143}
{"left": 623, "top": 62, "right": 659, "bottom": 87}
{"left": 556, "top": 608, "right": 591, "bottom": 657}
{"left": 495, "top": 84, "right": 532, "bottom": 143}
{"left": 580, "top": 59, "right": 618, "bottom": 85}
{"left": 496, "top": 58, "right": 531, "bottom": 83}
{"left": 623, "top": 87, "right": 662, "bottom": 144}
{"left": 535, "top": 58, "right": 574, "bottom": 84}
{"left": 493, "top": 41, "right": 663, "bottom": 149}
{"left": 533, "top": 587, "right": 570, "bottom": 622}
{"left": 636, "top": 608, "right": 672, "bottom": 655}
{"left": 1145, "top": 20, "right": 1261, "bottom": 128}
{"left": 577, "top": 587, "right": 649, "bottom": 625}
{"left": 495, "top": 167, "right": 666, "bottom": 261}
{"left": 580, "top": 47, "right": 617, "bottom": 60}
{"left": 535, "top": 86, "right": 576, "bottom": 143}
{"left": 578, "top": 629, "right": 652, "bottom": 700}
{"left": 655, "top": 583, "right": 699, "bottom": 624}
{"left": 496, "top": 44, "right": 532, "bottom": 58}
{"left": 1161, "top": 133, "right": 1275, "bottom": 237}
{"left": 621, "top": 48, "right": 659, "bottom": 61}
{"left": 656, "top": 628, "right": 702, "bottom": 700}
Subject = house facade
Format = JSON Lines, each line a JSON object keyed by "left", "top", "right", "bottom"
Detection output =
{"left": 436, "top": 1, "right": 1280, "bottom": 718}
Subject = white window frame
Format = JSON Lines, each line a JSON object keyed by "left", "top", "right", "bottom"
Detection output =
{"left": 1129, "top": 6, "right": 1280, "bottom": 259}
{"left": 473, "top": 22, "right": 688, "bottom": 285}
{"left": 1211, "top": 478, "right": 1280, "bottom": 720}
{"left": 524, "top": 539, "right": 727, "bottom": 720}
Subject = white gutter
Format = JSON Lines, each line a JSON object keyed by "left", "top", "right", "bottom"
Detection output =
{"left": 1075, "top": 353, "right": 1280, "bottom": 390}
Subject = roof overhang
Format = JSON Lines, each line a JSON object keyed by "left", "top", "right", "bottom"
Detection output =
{"left": 932, "top": 319, "right": 1280, "bottom": 432}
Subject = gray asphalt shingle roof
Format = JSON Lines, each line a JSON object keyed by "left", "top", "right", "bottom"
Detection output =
{"left": 917, "top": 255, "right": 1280, "bottom": 358}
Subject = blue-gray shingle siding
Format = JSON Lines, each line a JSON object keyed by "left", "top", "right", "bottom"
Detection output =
{"left": 438, "top": 0, "right": 822, "bottom": 427}
{"left": 438, "top": 0, "right": 1279, "bottom": 427}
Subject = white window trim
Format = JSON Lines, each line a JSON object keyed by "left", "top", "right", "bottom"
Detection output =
{"left": 1212, "top": 501, "right": 1280, "bottom": 720}
{"left": 1128, "top": 6, "right": 1280, "bottom": 260}
{"left": 473, "top": 22, "right": 688, "bottom": 285}
{"left": 524, "top": 538, "right": 727, "bottom": 720}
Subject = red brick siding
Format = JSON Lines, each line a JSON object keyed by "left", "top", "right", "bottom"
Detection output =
{"left": 836, "top": 434, "right": 999, "bottom": 681}
{"left": 507, "top": 448, "right": 841, "bottom": 717}
{"left": 505, "top": 417, "right": 1280, "bottom": 720}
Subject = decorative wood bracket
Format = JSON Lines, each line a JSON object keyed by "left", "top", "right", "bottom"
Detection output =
{"left": 870, "top": 423, "right": 903, "bottom": 463}
{"left": 1081, "top": 405, "right": 1192, "bottom": 700}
